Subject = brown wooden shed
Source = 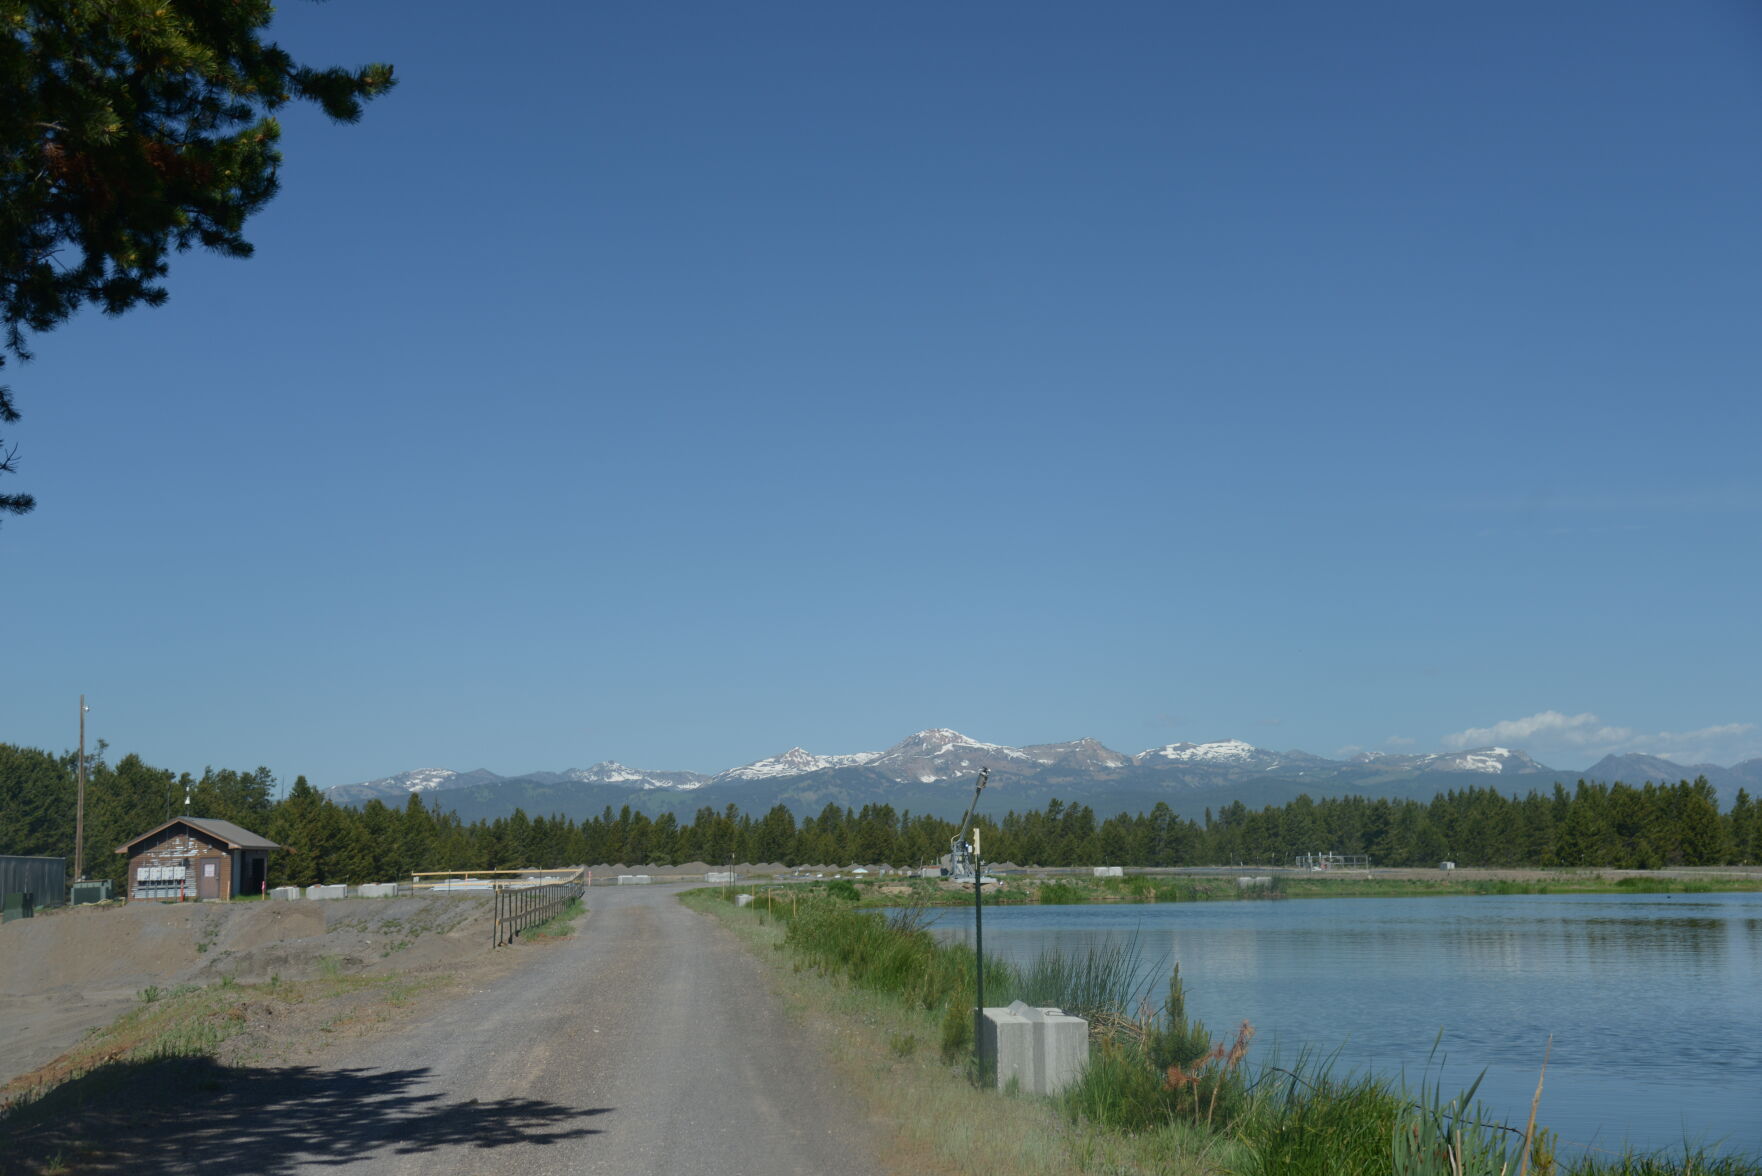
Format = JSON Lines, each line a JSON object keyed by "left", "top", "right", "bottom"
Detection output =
{"left": 115, "top": 817, "right": 281, "bottom": 901}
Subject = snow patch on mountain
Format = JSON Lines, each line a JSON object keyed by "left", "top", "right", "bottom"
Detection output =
{"left": 1354, "top": 747, "right": 1547, "bottom": 775}
{"left": 715, "top": 747, "right": 882, "bottom": 782}
{"left": 360, "top": 767, "right": 459, "bottom": 793}
{"left": 1021, "top": 738, "right": 1130, "bottom": 769}
{"left": 1416, "top": 746, "right": 1542, "bottom": 775}
{"left": 1134, "top": 740, "right": 1279, "bottom": 768}
{"left": 566, "top": 762, "right": 707, "bottom": 790}
{"left": 877, "top": 728, "right": 1030, "bottom": 761}
{"left": 866, "top": 728, "right": 1031, "bottom": 782}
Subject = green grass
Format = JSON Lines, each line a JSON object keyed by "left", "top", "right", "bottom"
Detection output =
{"left": 1036, "top": 880, "right": 1092, "bottom": 905}
{"left": 1613, "top": 877, "right": 1719, "bottom": 893}
{"left": 520, "top": 897, "right": 586, "bottom": 940}
{"left": 1237, "top": 1061, "right": 1405, "bottom": 1176}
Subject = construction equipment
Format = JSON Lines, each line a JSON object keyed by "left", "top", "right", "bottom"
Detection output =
{"left": 948, "top": 767, "right": 989, "bottom": 882}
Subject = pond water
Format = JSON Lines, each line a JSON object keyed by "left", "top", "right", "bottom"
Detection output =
{"left": 920, "top": 891, "right": 1762, "bottom": 1158}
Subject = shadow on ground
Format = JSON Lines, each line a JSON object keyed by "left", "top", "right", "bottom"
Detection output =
{"left": 0, "top": 1055, "right": 607, "bottom": 1174}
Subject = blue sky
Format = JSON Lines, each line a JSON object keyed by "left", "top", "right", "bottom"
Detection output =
{"left": 4, "top": 1, "right": 1759, "bottom": 790}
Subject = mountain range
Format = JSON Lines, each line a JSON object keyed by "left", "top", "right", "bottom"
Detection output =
{"left": 324, "top": 729, "right": 1762, "bottom": 824}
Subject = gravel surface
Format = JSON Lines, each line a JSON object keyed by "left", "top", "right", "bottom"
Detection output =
{"left": 0, "top": 894, "right": 489, "bottom": 1088}
{"left": 273, "top": 882, "right": 885, "bottom": 1176}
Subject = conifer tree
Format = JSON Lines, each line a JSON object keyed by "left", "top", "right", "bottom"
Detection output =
{"left": 397, "top": 792, "right": 435, "bottom": 876}
{"left": 269, "top": 775, "right": 326, "bottom": 886}
{"left": 1729, "top": 789, "right": 1759, "bottom": 864}
{"left": 1, "top": 0, "right": 395, "bottom": 515}
{"left": 0, "top": 742, "right": 72, "bottom": 858}
{"left": 1673, "top": 777, "right": 1731, "bottom": 866}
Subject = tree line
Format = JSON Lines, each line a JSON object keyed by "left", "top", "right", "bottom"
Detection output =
{"left": 3, "top": 742, "right": 1759, "bottom": 887}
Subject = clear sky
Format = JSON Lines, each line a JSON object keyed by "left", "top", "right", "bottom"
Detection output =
{"left": 4, "top": 1, "right": 1759, "bottom": 790}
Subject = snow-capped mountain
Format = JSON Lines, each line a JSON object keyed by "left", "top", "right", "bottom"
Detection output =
{"left": 564, "top": 762, "right": 710, "bottom": 791}
{"left": 328, "top": 762, "right": 705, "bottom": 805}
{"left": 1021, "top": 738, "right": 1130, "bottom": 771}
{"left": 714, "top": 747, "right": 882, "bottom": 783}
{"left": 867, "top": 728, "right": 1034, "bottom": 783}
{"left": 1133, "top": 739, "right": 1288, "bottom": 771}
{"left": 333, "top": 732, "right": 1577, "bottom": 806}
{"left": 347, "top": 767, "right": 504, "bottom": 797}
{"left": 1351, "top": 747, "right": 1549, "bottom": 775}
{"left": 332, "top": 728, "right": 1762, "bottom": 823}
{"left": 370, "top": 767, "right": 458, "bottom": 793}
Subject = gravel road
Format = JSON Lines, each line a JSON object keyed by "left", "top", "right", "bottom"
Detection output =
{"left": 274, "top": 882, "right": 884, "bottom": 1176}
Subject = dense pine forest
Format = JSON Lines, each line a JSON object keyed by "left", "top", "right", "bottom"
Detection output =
{"left": 2, "top": 742, "right": 1758, "bottom": 888}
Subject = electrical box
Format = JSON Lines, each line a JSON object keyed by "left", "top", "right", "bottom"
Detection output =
{"left": 70, "top": 880, "right": 113, "bottom": 905}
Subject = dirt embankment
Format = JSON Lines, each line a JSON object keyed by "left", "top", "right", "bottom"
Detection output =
{"left": 0, "top": 895, "right": 493, "bottom": 1086}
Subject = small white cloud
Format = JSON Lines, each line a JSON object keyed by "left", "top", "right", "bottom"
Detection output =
{"left": 1385, "top": 735, "right": 1415, "bottom": 747}
{"left": 1443, "top": 710, "right": 1757, "bottom": 765}
{"left": 1444, "top": 711, "right": 1626, "bottom": 749}
{"left": 1335, "top": 745, "right": 1365, "bottom": 758}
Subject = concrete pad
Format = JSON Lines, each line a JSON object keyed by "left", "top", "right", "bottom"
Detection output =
{"left": 305, "top": 884, "right": 348, "bottom": 900}
{"left": 356, "top": 883, "right": 399, "bottom": 898}
{"left": 269, "top": 886, "right": 302, "bottom": 901}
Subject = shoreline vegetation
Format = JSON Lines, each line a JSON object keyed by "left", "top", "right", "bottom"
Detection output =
{"left": 839, "top": 869, "right": 1762, "bottom": 910}
{"left": 686, "top": 882, "right": 1761, "bottom": 1176}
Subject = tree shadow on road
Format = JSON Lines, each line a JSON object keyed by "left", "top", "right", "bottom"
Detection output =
{"left": 0, "top": 1055, "right": 609, "bottom": 1174}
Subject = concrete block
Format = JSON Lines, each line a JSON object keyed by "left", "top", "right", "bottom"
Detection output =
{"left": 356, "top": 883, "right": 399, "bottom": 898}
{"left": 1035, "top": 1006, "right": 1090, "bottom": 1095}
{"left": 1092, "top": 866, "right": 1123, "bottom": 878}
{"left": 980, "top": 1005, "right": 1038, "bottom": 1093}
{"left": 734, "top": 893, "right": 754, "bottom": 907}
{"left": 981, "top": 1002, "right": 1090, "bottom": 1096}
{"left": 616, "top": 874, "right": 652, "bottom": 885}
{"left": 705, "top": 871, "right": 737, "bottom": 884}
{"left": 269, "top": 886, "right": 302, "bottom": 901}
{"left": 305, "top": 884, "right": 348, "bottom": 900}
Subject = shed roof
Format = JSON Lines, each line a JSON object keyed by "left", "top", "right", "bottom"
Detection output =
{"left": 114, "top": 817, "right": 281, "bottom": 854}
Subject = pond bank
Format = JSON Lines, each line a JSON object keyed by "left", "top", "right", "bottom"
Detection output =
{"left": 688, "top": 882, "right": 1762, "bottom": 1176}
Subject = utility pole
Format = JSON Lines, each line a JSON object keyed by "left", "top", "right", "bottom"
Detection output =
{"left": 74, "top": 695, "right": 88, "bottom": 880}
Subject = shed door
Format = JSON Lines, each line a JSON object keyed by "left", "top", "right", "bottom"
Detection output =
{"left": 198, "top": 859, "right": 220, "bottom": 899}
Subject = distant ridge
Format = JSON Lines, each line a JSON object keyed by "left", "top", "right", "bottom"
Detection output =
{"left": 319, "top": 727, "right": 1762, "bottom": 825}
{"left": 1580, "top": 753, "right": 1762, "bottom": 798}
{"left": 325, "top": 728, "right": 1759, "bottom": 825}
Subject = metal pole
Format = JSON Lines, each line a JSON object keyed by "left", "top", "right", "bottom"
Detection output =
{"left": 74, "top": 695, "right": 87, "bottom": 879}
{"left": 973, "top": 829, "right": 985, "bottom": 1083}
